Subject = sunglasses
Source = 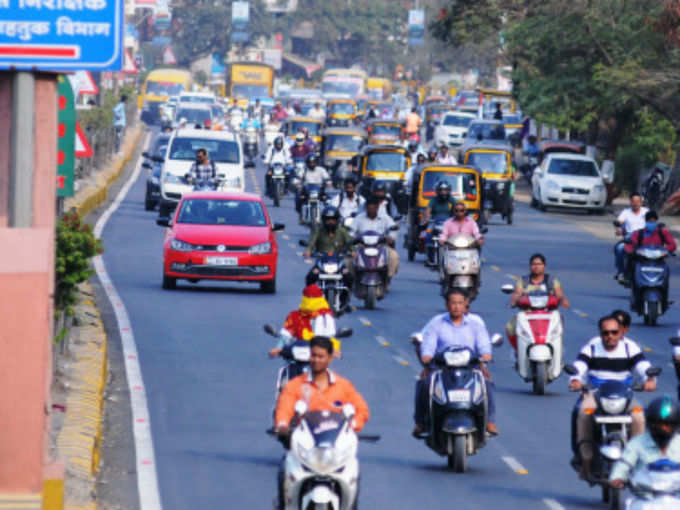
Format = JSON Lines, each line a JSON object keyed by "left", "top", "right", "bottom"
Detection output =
{"left": 454, "top": 208, "right": 466, "bottom": 212}
{"left": 601, "top": 330, "right": 619, "bottom": 337}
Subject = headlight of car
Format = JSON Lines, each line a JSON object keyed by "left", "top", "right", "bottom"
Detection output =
{"left": 164, "top": 173, "right": 184, "bottom": 184}
{"left": 546, "top": 180, "right": 560, "bottom": 191}
{"left": 249, "top": 241, "right": 271, "bottom": 255}
{"left": 170, "top": 238, "right": 193, "bottom": 252}
{"left": 600, "top": 396, "right": 627, "bottom": 415}
{"left": 593, "top": 184, "right": 605, "bottom": 194}
{"left": 150, "top": 176, "right": 160, "bottom": 185}
{"left": 222, "top": 176, "right": 242, "bottom": 188}
{"left": 496, "top": 181, "right": 505, "bottom": 190}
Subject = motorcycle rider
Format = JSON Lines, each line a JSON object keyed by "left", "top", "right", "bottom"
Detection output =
{"left": 274, "top": 336, "right": 370, "bottom": 509}
{"left": 370, "top": 180, "right": 397, "bottom": 219}
{"left": 427, "top": 146, "right": 438, "bottom": 163}
{"left": 405, "top": 153, "right": 427, "bottom": 194}
{"left": 329, "top": 177, "right": 365, "bottom": 220}
{"left": 268, "top": 284, "right": 339, "bottom": 357}
{"left": 300, "top": 127, "right": 317, "bottom": 152}
{"left": 303, "top": 206, "right": 355, "bottom": 309}
{"left": 624, "top": 209, "right": 677, "bottom": 264}
{"left": 614, "top": 192, "right": 648, "bottom": 282}
{"left": 264, "top": 136, "right": 293, "bottom": 197}
{"left": 187, "top": 148, "right": 216, "bottom": 184}
{"left": 438, "top": 201, "right": 484, "bottom": 246}
{"left": 435, "top": 141, "right": 457, "bottom": 164}
{"left": 407, "top": 139, "right": 425, "bottom": 160}
{"left": 296, "top": 153, "right": 331, "bottom": 217}
{"left": 405, "top": 107, "right": 422, "bottom": 139}
{"left": 523, "top": 134, "right": 541, "bottom": 158}
{"left": 413, "top": 288, "right": 498, "bottom": 437}
{"left": 424, "top": 181, "right": 457, "bottom": 265}
{"left": 290, "top": 132, "right": 314, "bottom": 160}
{"left": 240, "top": 110, "right": 262, "bottom": 132}
{"left": 609, "top": 396, "right": 680, "bottom": 489}
{"left": 352, "top": 196, "right": 400, "bottom": 285}
{"left": 505, "top": 253, "right": 570, "bottom": 353}
{"left": 308, "top": 102, "right": 326, "bottom": 122}
{"left": 569, "top": 315, "right": 656, "bottom": 480}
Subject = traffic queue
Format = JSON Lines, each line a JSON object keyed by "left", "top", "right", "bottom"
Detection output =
{"left": 143, "top": 84, "right": 680, "bottom": 510}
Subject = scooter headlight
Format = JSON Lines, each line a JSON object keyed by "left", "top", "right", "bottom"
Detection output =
{"left": 600, "top": 396, "right": 627, "bottom": 415}
{"left": 363, "top": 247, "right": 379, "bottom": 257}
{"left": 323, "top": 263, "right": 339, "bottom": 274}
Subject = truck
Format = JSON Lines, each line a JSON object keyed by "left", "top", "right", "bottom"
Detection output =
{"left": 227, "top": 62, "right": 275, "bottom": 108}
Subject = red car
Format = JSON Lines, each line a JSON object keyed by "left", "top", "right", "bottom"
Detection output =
{"left": 157, "top": 191, "right": 285, "bottom": 292}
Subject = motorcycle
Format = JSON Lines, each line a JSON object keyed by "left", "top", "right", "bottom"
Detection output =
{"left": 522, "top": 154, "right": 540, "bottom": 185}
{"left": 423, "top": 219, "right": 446, "bottom": 268}
{"left": 629, "top": 243, "right": 672, "bottom": 326}
{"left": 300, "top": 184, "right": 326, "bottom": 228}
{"left": 299, "top": 246, "right": 350, "bottom": 315}
{"left": 501, "top": 285, "right": 563, "bottom": 395}
{"left": 439, "top": 233, "right": 481, "bottom": 300}
{"left": 243, "top": 126, "right": 259, "bottom": 165}
{"left": 411, "top": 334, "right": 502, "bottom": 472}
{"left": 289, "top": 158, "right": 306, "bottom": 193}
{"left": 270, "top": 163, "right": 287, "bottom": 207}
{"left": 565, "top": 364, "right": 662, "bottom": 509}
{"left": 353, "top": 228, "right": 398, "bottom": 309}
{"left": 600, "top": 448, "right": 680, "bottom": 510}
{"left": 273, "top": 400, "right": 379, "bottom": 510}
{"left": 185, "top": 175, "right": 223, "bottom": 192}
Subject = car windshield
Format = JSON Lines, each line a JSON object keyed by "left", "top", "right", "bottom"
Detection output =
{"left": 365, "top": 152, "right": 407, "bottom": 172}
{"left": 372, "top": 124, "right": 401, "bottom": 136}
{"left": 180, "top": 95, "right": 214, "bottom": 104}
{"left": 547, "top": 159, "right": 599, "bottom": 177}
{"left": 169, "top": 137, "right": 240, "bottom": 163}
{"left": 443, "top": 115, "right": 473, "bottom": 127}
{"left": 322, "top": 81, "right": 361, "bottom": 97}
{"left": 290, "top": 121, "right": 320, "bottom": 135}
{"left": 146, "top": 81, "right": 185, "bottom": 96}
{"left": 232, "top": 84, "right": 269, "bottom": 99}
{"left": 177, "top": 199, "right": 267, "bottom": 226}
{"left": 325, "top": 134, "right": 363, "bottom": 153}
{"left": 467, "top": 122, "right": 506, "bottom": 141}
{"left": 175, "top": 108, "right": 211, "bottom": 124}
{"left": 466, "top": 152, "right": 508, "bottom": 174}
{"left": 329, "top": 102, "right": 355, "bottom": 114}
{"left": 422, "top": 171, "right": 477, "bottom": 200}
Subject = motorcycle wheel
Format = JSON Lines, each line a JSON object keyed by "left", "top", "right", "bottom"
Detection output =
{"left": 483, "top": 209, "right": 490, "bottom": 224}
{"left": 609, "top": 487, "right": 622, "bottom": 510}
{"left": 447, "top": 434, "right": 467, "bottom": 473}
{"left": 408, "top": 242, "right": 416, "bottom": 262}
{"left": 365, "top": 286, "right": 376, "bottom": 310}
{"left": 273, "top": 182, "right": 280, "bottom": 207}
{"left": 326, "top": 288, "right": 338, "bottom": 314}
{"left": 506, "top": 209, "right": 513, "bottom": 225}
{"left": 646, "top": 301, "right": 659, "bottom": 326}
{"left": 533, "top": 362, "right": 547, "bottom": 395}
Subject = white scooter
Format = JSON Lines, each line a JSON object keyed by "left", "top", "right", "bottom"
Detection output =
{"left": 439, "top": 233, "right": 481, "bottom": 300}
{"left": 277, "top": 401, "right": 379, "bottom": 510}
{"left": 501, "top": 285, "right": 563, "bottom": 395}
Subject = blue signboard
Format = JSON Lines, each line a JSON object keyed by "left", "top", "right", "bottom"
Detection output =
{"left": 231, "top": 1, "right": 249, "bottom": 43}
{"left": 0, "top": 0, "right": 123, "bottom": 70}
{"left": 408, "top": 9, "right": 425, "bottom": 47}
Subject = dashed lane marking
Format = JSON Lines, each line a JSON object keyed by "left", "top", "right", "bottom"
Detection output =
{"left": 246, "top": 165, "right": 261, "bottom": 195}
{"left": 288, "top": 243, "right": 296, "bottom": 249}
{"left": 375, "top": 336, "right": 390, "bottom": 347}
{"left": 282, "top": 234, "right": 290, "bottom": 240}
{"left": 543, "top": 498, "right": 566, "bottom": 510}
{"left": 573, "top": 308, "right": 589, "bottom": 318}
{"left": 644, "top": 347, "right": 652, "bottom": 352}
{"left": 502, "top": 456, "right": 529, "bottom": 475}
{"left": 296, "top": 251, "right": 304, "bottom": 257}
{"left": 392, "top": 355, "right": 410, "bottom": 366}
{"left": 304, "top": 259, "right": 313, "bottom": 264}
{"left": 359, "top": 317, "right": 372, "bottom": 326}
{"left": 491, "top": 265, "right": 500, "bottom": 271}
{"left": 505, "top": 273, "right": 519, "bottom": 281}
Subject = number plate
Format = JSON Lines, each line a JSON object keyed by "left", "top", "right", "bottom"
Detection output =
{"left": 206, "top": 256, "right": 238, "bottom": 266}
{"left": 447, "top": 389, "right": 470, "bottom": 403}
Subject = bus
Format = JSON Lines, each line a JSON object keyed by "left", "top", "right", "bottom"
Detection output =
{"left": 321, "top": 68, "right": 367, "bottom": 99}
{"left": 366, "top": 77, "right": 392, "bottom": 101}
{"left": 227, "top": 62, "right": 275, "bottom": 108}
{"left": 139, "top": 68, "right": 193, "bottom": 125}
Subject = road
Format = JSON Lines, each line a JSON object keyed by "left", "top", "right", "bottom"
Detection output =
{"left": 99, "top": 133, "right": 680, "bottom": 510}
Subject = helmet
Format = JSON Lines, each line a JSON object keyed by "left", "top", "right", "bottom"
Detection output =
{"left": 371, "top": 180, "right": 387, "bottom": 196}
{"left": 274, "top": 136, "right": 284, "bottom": 149}
{"left": 416, "top": 153, "right": 426, "bottom": 164}
{"left": 435, "top": 181, "right": 451, "bottom": 198}
{"left": 427, "top": 147, "right": 437, "bottom": 162}
{"left": 321, "top": 206, "right": 340, "bottom": 232}
{"left": 295, "top": 132, "right": 305, "bottom": 144}
{"left": 408, "top": 140, "right": 418, "bottom": 152}
{"left": 645, "top": 396, "right": 680, "bottom": 448}
{"left": 344, "top": 176, "right": 358, "bottom": 187}
{"left": 305, "top": 153, "right": 318, "bottom": 168}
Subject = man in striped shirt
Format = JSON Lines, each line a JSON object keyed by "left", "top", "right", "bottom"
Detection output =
{"left": 568, "top": 315, "right": 657, "bottom": 480}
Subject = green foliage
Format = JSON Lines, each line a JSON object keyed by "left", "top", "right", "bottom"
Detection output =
{"left": 55, "top": 211, "right": 103, "bottom": 312}
{"left": 77, "top": 84, "right": 136, "bottom": 131}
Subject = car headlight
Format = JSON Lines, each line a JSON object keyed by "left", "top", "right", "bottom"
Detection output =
{"left": 164, "top": 173, "right": 184, "bottom": 184}
{"left": 546, "top": 180, "right": 560, "bottom": 191}
{"left": 600, "top": 396, "right": 627, "bottom": 415}
{"left": 170, "top": 238, "right": 193, "bottom": 252}
{"left": 249, "top": 241, "right": 271, "bottom": 255}
{"left": 593, "top": 184, "right": 605, "bottom": 193}
{"left": 151, "top": 176, "right": 160, "bottom": 185}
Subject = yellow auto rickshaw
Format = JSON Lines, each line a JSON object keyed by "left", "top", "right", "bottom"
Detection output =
{"left": 463, "top": 143, "right": 515, "bottom": 225}
{"left": 406, "top": 163, "right": 483, "bottom": 260}
{"left": 281, "top": 116, "right": 324, "bottom": 145}
{"left": 358, "top": 144, "right": 411, "bottom": 213}
{"left": 366, "top": 119, "right": 404, "bottom": 145}
{"left": 320, "top": 127, "right": 366, "bottom": 187}
{"left": 326, "top": 98, "right": 357, "bottom": 127}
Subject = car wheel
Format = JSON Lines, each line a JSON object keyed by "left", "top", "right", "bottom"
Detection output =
{"left": 159, "top": 202, "right": 173, "bottom": 218}
{"left": 145, "top": 196, "right": 155, "bottom": 211}
{"left": 260, "top": 278, "right": 276, "bottom": 294}
{"left": 538, "top": 189, "right": 547, "bottom": 212}
{"left": 162, "top": 274, "right": 176, "bottom": 290}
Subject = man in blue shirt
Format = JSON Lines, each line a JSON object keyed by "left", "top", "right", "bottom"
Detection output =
{"left": 413, "top": 289, "right": 498, "bottom": 436}
{"left": 112, "top": 95, "right": 127, "bottom": 153}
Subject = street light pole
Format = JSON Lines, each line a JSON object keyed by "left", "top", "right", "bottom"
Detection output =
{"left": 9, "top": 71, "right": 34, "bottom": 228}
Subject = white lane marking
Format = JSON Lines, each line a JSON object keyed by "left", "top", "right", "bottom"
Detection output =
{"left": 543, "top": 498, "right": 565, "bottom": 510}
{"left": 375, "top": 336, "right": 390, "bottom": 347}
{"left": 93, "top": 132, "right": 163, "bottom": 510}
{"left": 572, "top": 308, "right": 589, "bottom": 318}
{"left": 501, "top": 455, "right": 529, "bottom": 475}
{"left": 392, "top": 355, "right": 410, "bottom": 366}
{"left": 505, "top": 273, "right": 519, "bottom": 281}
{"left": 358, "top": 317, "right": 372, "bottom": 326}
{"left": 288, "top": 243, "right": 296, "bottom": 249}
{"left": 491, "top": 265, "right": 500, "bottom": 272}
{"left": 296, "top": 251, "right": 304, "bottom": 257}
{"left": 282, "top": 234, "right": 290, "bottom": 240}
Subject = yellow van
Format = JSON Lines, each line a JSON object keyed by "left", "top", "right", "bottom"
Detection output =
{"left": 140, "top": 68, "right": 193, "bottom": 125}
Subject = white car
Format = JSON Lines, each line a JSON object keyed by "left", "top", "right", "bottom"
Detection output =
{"left": 531, "top": 153, "right": 606, "bottom": 212}
{"left": 173, "top": 102, "right": 213, "bottom": 129}
{"left": 159, "top": 128, "right": 245, "bottom": 217}
{"left": 178, "top": 91, "right": 216, "bottom": 105}
{"left": 434, "top": 111, "right": 476, "bottom": 148}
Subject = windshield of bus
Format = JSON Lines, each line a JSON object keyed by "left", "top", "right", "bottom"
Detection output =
{"left": 169, "top": 138, "right": 240, "bottom": 164}
{"left": 146, "top": 81, "right": 185, "bottom": 96}
{"left": 466, "top": 152, "right": 509, "bottom": 175}
{"left": 232, "top": 84, "right": 269, "bottom": 100}
{"left": 324, "top": 134, "right": 364, "bottom": 153}
{"left": 177, "top": 199, "right": 266, "bottom": 226}
{"left": 290, "top": 121, "right": 321, "bottom": 135}
{"left": 365, "top": 152, "right": 407, "bottom": 172}
{"left": 322, "top": 81, "right": 361, "bottom": 97}
{"left": 371, "top": 124, "right": 401, "bottom": 136}
{"left": 329, "top": 102, "right": 355, "bottom": 115}
{"left": 443, "top": 115, "right": 474, "bottom": 127}
{"left": 548, "top": 159, "right": 599, "bottom": 177}
{"left": 422, "top": 171, "right": 477, "bottom": 200}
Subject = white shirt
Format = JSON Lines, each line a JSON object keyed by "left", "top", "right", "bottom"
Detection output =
{"left": 617, "top": 207, "right": 649, "bottom": 236}
{"left": 308, "top": 108, "right": 326, "bottom": 121}
{"left": 465, "top": 312, "right": 487, "bottom": 330}
{"left": 571, "top": 336, "right": 651, "bottom": 385}
{"left": 329, "top": 192, "right": 365, "bottom": 219}
{"left": 265, "top": 146, "right": 291, "bottom": 166}
{"left": 436, "top": 153, "right": 458, "bottom": 165}
{"left": 352, "top": 212, "right": 397, "bottom": 241}
{"left": 304, "top": 166, "right": 330, "bottom": 185}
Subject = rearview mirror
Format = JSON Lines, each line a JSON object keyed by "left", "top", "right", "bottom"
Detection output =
{"left": 393, "top": 215, "right": 403, "bottom": 221}
{"left": 263, "top": 324, "right": 277, "bottom": 336}
{"left": 481, "top": 226, "right": 489, "bottom": 234}
{"left": 670, "top": 337, "right": 680, "bottom": 346}
{"left": 342, "top": 403, "right": 356, "bottom": 420}
{"left": 151, "top": 155, "right": 165, "bottom": 163}
{"left": 245, "top": 161, "right": 255, "bottom": 168}
{"left": 156, "top": 217, "right": 170, "bottom": 227}
{"left": 299, "top": 239, "right": 308, "bottom": 247}
{"left": 272, "top": 223, "right": 285, "bottom": 232}
{"left": 142, "top": 162, "right": 152, "bottom": 169}
{"left": 501, "top": 284, "right": 514, "bottom": 294}
{"left": 491, "top": 333, "right": 503, "bottom": 347}
{"left": 646, "top": 367, "right": 662, "bottom": 377}
{"left": 294, "top": 400, "right": 308, "bottom": 417}
{"left": 142, "top": 151, "right": 150, "bottom": 158}
{"left": 336, "top": 327, "right": 353, "bottom": 338}
{"left": 564, "top": 364, "right": 578, "bottom": 376}
{"left": 410, "top": 332, "right": 423, "bottom": 344}
{"left": 389, "top": 225, "right": 400, "bottom": 231}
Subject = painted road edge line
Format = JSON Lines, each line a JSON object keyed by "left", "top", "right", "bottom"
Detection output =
{"left": 501, "top": 455, "right": 529, "bottom": 475}
{"left": 93, "top": 132, "right": 163, "bottom": 510}
{"left": 543, "top": 498, "right": 565, "bottom": 510}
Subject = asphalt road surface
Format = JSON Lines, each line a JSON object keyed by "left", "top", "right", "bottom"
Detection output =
{"left": 100, "top": 133, "right": 680, "bottom": 510}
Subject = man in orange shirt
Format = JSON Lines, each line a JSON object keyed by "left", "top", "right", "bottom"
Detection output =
{"left": 274, "top": 337, "right": 370, "bottom": 435}
{"left": 405, "top": 107, "right": 422, "bottom": 137}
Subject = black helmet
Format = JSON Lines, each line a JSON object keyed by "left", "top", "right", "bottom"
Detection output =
{"left": 416, "top": 153, "right": 426, "bottom": 164}
{"left": 371, "top": 180, "right": 387, "bottom": 195}
{"left": 435, "top": 181, "right": 451, "bottom": 198}
{"left": 321, "top": 206, "right": 340, "bottom": 231}
{"left": 305, "top": 153, "right": 318, "bottom": 168}
{"left": 274, "top": 136, "right": 284, "bottom": 149}
{"left": 408, "top": 140, "right": 418, "bottom": 152}
{"left": 646, "top": 396, "right": 680, "bottom": 448}
{"left": 344, "top": 176, "right": 357, "bottom": 187}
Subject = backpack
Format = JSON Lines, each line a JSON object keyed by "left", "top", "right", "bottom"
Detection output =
{"left": 636, "top": 224, "right": 669, "bottom": 248}
{"left": 521, "top": 273, "right": 555, "bottom": 294}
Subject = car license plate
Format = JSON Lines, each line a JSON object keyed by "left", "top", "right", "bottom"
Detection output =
{"left": 447, "top": 389, "right": 470, "bottom": 403}
{"left": 206, "top": 256, "right": 237, "bottom": 266}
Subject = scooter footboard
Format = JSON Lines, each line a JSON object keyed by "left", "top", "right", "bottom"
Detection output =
{"left": 442, "top": 412, "right": 477, "bottom": 435}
